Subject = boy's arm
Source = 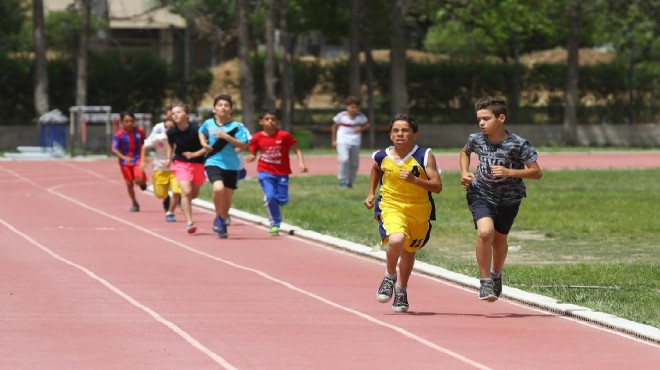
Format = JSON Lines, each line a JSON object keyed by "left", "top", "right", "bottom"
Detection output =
{"left": 139, "top": 144, "right": 149, "bottom": 171}
{"left": 364, "top": 162, "right": 382, "bottom": 210}
{"left": 491, "top": 161, "right": 543, "bottom": 180}
{"left": 164, "top": 142, "right": 173, "bottom": 167}
{"left": 459, "top": 148, "right": 474, "bottom": 188}
{"left": 331, "top": 123, "right": 338, "bottom": 147}
{"left": 198, "top": 132, "right": 212, "bottom": 152}
{"left": 110, "top": 137, "right": 131, "bottom": 164}
{"left": 292, "top": 146, "right": 308, "bottom": 173}
{"left": 400, "top": 152, "right": 442, "bottom": 193}
{"left": 356, "top": 120, "right": 371, "bottom": 133}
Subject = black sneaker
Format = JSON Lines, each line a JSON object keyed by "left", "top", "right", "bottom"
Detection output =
{"left": 377, "top": 276, "right": 395, "bottom": 303}
{"left": 162, "top": 195, "right": 171, "bottom": 212}
{"left": 479, "top": 279, "right": 498, "bottom": 302}
{"left": 492, "top": 275, "right": 502, "bottom": 297}
{"left": 392, "top": 289, "right": 409, "bottom": 313}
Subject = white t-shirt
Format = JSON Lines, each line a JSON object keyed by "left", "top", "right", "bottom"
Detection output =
{"left": 333, "top": 111, "right": 368, "bottom": 146}
{"left": 143, "top": 122, "right": 171, "bottom": 171}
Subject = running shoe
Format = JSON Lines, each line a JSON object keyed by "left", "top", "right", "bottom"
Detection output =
{"left": 213, "top": 216, "right": 224, "bottom": 233}
{"left": 139, "top": 182, "right": 147, "bottom": 191}
{"left": 377, "top": 276, "right": 395, "bottom": 303}
{"left": 213, "top": 216, "right": 227, "bottom": 238}
{"left": 225, "top": 214, "right": 231, "bottom": 226}
{"left": 269, "top": 226, "right": 280, "bottom": 236}
{"left": 162, "top": 195, "right": 171, "bottom": 212}
{"left": 479, "top": 279, "right": 498, "bottom": 302}
{"left": 186, "top": 222, "right": 197, "bottom": 234}
{"left": 392, "top": 289, "right": 409, "bottom": 313}
{"left": 491, "top": 273, "right": 503, "bottom": 298}
{"left": 165, "top": 212, "right": 176, "bottom": 222}
{"left": 129, "top": 203, "right": 140, "bottom": 212}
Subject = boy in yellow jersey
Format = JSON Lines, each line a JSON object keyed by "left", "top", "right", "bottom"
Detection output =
{"left": 364, "top": 114, "right": 443, "bottom": 312}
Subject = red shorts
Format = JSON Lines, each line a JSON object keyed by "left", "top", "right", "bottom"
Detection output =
{"left": 171, "top": 160, "right": 206, "bottom": 186}
{"left": 119, "top": 164, "right": 147, "bottom": 183}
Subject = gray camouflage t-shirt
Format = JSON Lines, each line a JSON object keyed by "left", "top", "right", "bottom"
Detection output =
{"left": 463, "top": 131, "right": 538, "bottom": 205}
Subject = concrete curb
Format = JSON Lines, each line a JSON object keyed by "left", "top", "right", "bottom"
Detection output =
{"left": 192, "top": 198, "right": 660, "bottom": 345}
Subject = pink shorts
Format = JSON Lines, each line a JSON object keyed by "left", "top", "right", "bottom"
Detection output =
{"left": 171, "top": 161, "right": 206, "bottom": 186}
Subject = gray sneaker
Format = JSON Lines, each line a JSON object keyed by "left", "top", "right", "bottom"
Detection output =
{"left": 377, "top": 276, "right": 395, "bottom": 303}
{"left": 492, "top": 275, "right": 503, "bottom": 297}
{"left": 479, "top": 279, "right": 498, "bottom": 302}
{"left": 392, "top": 289, "right": 409, "bottom": 313}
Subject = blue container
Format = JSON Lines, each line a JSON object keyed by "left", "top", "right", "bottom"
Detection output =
{"left": 39, "top": 123, "right": 67, "bottom": 148}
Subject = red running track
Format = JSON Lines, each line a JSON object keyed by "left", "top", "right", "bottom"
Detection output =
{"left": 243, "top": 150, "right": 660, "bottom": 176}
{"left": 0, "top": 155, "right": 658, "bottom": 369}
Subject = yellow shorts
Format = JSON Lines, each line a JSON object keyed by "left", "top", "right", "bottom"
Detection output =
{"left": 153, "top": 170, "right": 181, "bottom": 199}
{"left": 378, "top": 209, "right": 431, "bottom": 253}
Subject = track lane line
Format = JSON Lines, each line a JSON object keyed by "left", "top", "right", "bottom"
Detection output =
{"left": 6, "top": 164, "right": 494, "bottom": 369}
{"left": 0, "top": 217, "right": 237, "bottom": 370}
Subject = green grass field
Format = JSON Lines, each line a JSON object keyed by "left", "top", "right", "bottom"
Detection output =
{"left": 200, "top": 168, "right": 660, "bottom": 328}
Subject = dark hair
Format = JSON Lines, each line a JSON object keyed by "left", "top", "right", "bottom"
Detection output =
{"left": 120, "top": 111, "right": 135, "bottom": 120}
{"left": 345, "top": 96, "right": 360, "bottom": 106}
{"left": 475, "top": 96, "right": 507, "bottom": 117}
{"left": 214, "top": 94, "right": 233, "bottom": 108}
{"left": 163, "top": 117, "right": 174, "bottom": 124}
{"left": 170, "top": 101, "right": 189, "bottom": 114}
{"left": 259, "top": 108, "right": 280, "bottom": 120}
{"left": 389, "top": 113, "right": 418, "bottom": 133}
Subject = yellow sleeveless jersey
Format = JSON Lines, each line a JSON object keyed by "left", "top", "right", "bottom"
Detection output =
{"left": 373, "top": 145, "right": 436, "bottom": 222}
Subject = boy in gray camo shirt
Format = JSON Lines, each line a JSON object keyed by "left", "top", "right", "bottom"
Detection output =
{"left": 460, "top": 96, "right": 543, "bottom": 302}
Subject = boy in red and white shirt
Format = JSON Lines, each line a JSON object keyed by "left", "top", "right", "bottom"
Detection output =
{"left": 245, "top": 110, "right": 308, "bottom": 236}
{"left": 331, "top": 96, "right": 370, "bottom": 188}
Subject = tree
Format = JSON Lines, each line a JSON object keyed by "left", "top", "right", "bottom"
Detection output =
{"left": 75, "top": 0, "right": 90, "bottom": 108}
{"left": 237, "top": 0, "right": 255, "bottom": 129}
{"left": 348, "top": 0, "right": 361, "bottom": 97}
{"left": 279, "top": 0, "right": 294, "bottom": 131}
{"left": 33, "top": 0, "right": 49, "bottom": 116}
{"left": 263, "top": 0, "right": 277, "bottom": 109}
{"left": 563, "top": 0, "right": 580, "bottom": 145}
{"left": 390, "top": 0, "right": 408, "bottom": 115}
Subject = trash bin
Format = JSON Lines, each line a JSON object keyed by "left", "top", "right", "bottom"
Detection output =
{"left": 292, "top": 129, "right": 313, "bottom": 149}
{"left": 39, "top": 123, "right": 67, "bottom": 148}
{"left": 38, "top": 109, "right": 69, "bottom": 149}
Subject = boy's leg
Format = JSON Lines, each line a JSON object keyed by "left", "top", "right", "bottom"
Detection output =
{"left": 336, "top": 144, "right": 350, "bottom": 187}
{"left": 178, "top": 180, "right": 194, "bottom": 224}
{"left": 397, "top": 248, "right": 416, "bottom": 289}
{"left": 348, "top": 145, "right": 360, "bottom": 186}
{"left": 492, "top": 232, "right": 509, "bottom": 275}
{"left": 386, "top": 232, "right": 405, "bottom": 276}
{"left": 275, "top": 175, "right": 290, "bottom": 207}
{"left": 168, "top": 174, "right": 181, "bottom": 214}
{"left": 475, "top": 217, "right": 496, "bottom": 278}
{"left": 475, "top": 217, "right": 498, "bottom": 301}
{"left": 212, "top": 180, "right": 227, "bottom": 217}
{"left": 259, "top": 172, "right": 282, "bottom": 227}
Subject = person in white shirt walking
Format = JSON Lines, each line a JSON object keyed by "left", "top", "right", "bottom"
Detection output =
{"left": 331, "top": 96, "right": 371, "bottom": 188}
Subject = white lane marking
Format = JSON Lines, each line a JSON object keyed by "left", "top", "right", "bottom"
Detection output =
{"left": 1, "top": 169, "right": 238, "bottom": 370}
{"left": 7, "top": 166, "right": 493, "bottom": 369}
{"left": 0, "top": 217, "right": 237, "bottom": 370}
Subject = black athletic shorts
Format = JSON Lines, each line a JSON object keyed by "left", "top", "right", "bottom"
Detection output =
{"left": 466, "top": 194, "right": 520, "bottom": 235}
{"left": 205, "top": 166, "right": 238, "bottom": 189}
